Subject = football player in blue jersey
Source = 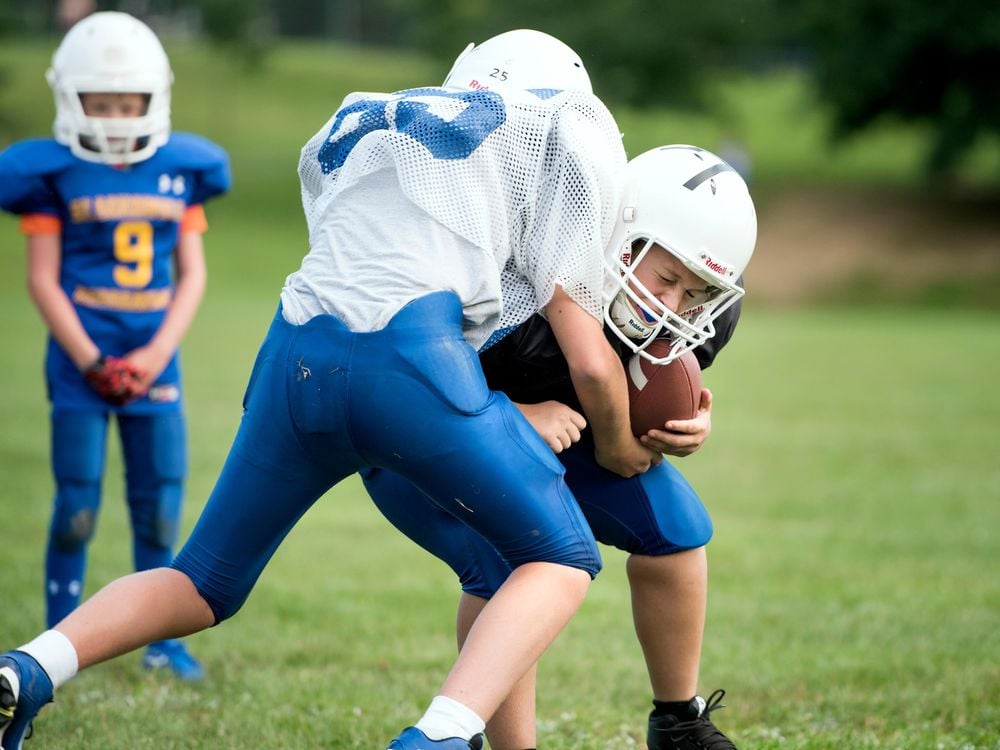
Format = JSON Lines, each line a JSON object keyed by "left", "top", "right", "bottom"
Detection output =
{"left": 0, "top": 11, "right": 230, "bottom": 685}
{"left": 365, "top": 145, "right": 757, "bottom": 750}
{"left": 0, "top": 30, "right": 661, "bottom": 750}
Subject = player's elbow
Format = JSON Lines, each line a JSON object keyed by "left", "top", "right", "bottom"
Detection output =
{"left": 26, "top": 275, "right": 58, "bottom": 308}
{"left": 566, "top": 347, "right": 620, "bottom": 390}
{"left": 175, "top": 258, "right": 208, "bottom": 302}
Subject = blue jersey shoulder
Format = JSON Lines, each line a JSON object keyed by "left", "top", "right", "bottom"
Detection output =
{"left": 0, "top": 138, "right": 75, "bottom": 214}
{"left": 0, "top": 135, "right": 231, "bottom": 215}
{"left": 164, "top": 132, "right": 229, "bottom": 171}
{"left": 0, "top": 138, "right": 76, "bottom": 177}
{"left": 161, "top": 132, "right": 232, "bottom": 204}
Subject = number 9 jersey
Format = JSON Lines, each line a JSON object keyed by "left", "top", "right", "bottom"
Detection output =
{"left": 0, "top": 131, "right": 230, "bottom": 413}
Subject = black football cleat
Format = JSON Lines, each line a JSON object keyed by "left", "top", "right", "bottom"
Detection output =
{"left": 646, "top": 689, "right": 737, "bottom": 750}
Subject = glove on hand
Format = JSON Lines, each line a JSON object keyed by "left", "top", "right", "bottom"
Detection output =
{"left": 83, "top": 355, "right": 147, "bottom": 406}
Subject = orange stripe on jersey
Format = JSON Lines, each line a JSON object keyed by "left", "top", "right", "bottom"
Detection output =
{"left": 20, "top": 214, "right": 62, "bottom": 236}
{"left": 181, "top": 204, "right": 208, "bottom": 234}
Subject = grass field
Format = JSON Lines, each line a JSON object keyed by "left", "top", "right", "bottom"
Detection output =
{"left": 1, "top": 37, "right": 998, "bottom": 749}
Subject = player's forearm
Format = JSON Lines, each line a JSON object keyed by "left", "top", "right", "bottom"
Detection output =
{"left": 145, "top": 233, "right": 207, "bottom": 357}
{"left": 27, "top": 278, "right": 99, "bottom": 369}
{"left": 544, "top": 287, "right": 635, "bottom": 453}
{"left": 26, "top": 234, "right": 99, "bottom": 369}
{"left": 147, "top": 266, "right": 205, "bottom": 357}
{"left": 566, "top": 348, "right": 634, "bottom": 453}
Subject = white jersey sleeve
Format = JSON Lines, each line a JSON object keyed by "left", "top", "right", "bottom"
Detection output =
{"left": 503, "top": 92, "right": 625, "bottom": 330}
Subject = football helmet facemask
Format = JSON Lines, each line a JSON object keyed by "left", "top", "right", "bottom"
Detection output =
{"left": 47, "top": 11, "right": 173, "bottom": 165}
{"left": 442, "top": 28, "right": 592, "bottom": 94}
{"left": 605, "top": 145, "right": 757, "bottom": 364}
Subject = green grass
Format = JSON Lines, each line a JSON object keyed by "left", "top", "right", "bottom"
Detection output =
{"left": 1, "top": 37, "right": 999, "bottom": 749}
{"left": 2, "top": 286, "right": 998, "bottom": 748}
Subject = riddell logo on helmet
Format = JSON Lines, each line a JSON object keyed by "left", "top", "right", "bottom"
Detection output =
{"left": 467, "top": 79, "right": 491, "bottom": 90}
{"left": 682, "top": 305, "right": 705, "bottom": 321}
{"left": 703, "top": 256, "right": 730, "bottom": 276}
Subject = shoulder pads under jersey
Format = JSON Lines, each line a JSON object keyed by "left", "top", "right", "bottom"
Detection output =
{"left": 159, "top": 133, "right": 232, "bottom": 205}
{"left": 0, "top": 139, "right": 76, "bottom": 214}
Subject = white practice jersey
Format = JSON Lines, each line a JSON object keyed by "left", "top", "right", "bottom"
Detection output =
{"left": 281, "top": 85, "right": 625, "bottom": 349}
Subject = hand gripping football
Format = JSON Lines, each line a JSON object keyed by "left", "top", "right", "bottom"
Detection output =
{"left": 626, "top": 339, "right": 703, "bottom": 435}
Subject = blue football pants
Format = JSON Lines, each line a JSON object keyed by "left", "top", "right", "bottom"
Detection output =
{"left": 46, "top": 409, "right": 186, "bottom": 626}
{"left": 171, "top": 293, "right": 601, "bottom": 623}
{"left": 364, "top": 429, "right": 713, "bottom": 599}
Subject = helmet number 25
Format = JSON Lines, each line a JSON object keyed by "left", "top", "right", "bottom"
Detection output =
{"left": 112, "top": 221, "right": 154, "bottom": 288}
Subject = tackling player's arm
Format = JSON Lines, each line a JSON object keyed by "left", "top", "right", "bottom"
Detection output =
{"left": 546, "top": 286, "right": 660, "bottom": 477}
{"left": 515, "top": 400, "right": 586, "bottom": 454}
{"left": 124, "top": 216, "right": 207, "bottom": 389}
{"left": 25, "top": 232, "right": 100, "bottom": 370}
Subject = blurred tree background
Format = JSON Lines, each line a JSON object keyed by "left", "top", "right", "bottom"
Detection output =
{"left": 1, "top": 0, "right": 998, "bottom": 307}
{"left": 2, "top": 0, "right": 996, "bottom": 178}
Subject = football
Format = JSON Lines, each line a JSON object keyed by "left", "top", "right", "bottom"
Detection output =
{"left": 626, "top": 339, "right": 703, "bottom": 435}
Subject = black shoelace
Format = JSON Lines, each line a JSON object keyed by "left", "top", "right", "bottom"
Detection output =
{"left": 660, "top": 689, "right": 735, "bottom": 749}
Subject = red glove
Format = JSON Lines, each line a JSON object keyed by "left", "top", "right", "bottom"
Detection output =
{"left": 83, "top": 355, "right": 148, "bottom": 406}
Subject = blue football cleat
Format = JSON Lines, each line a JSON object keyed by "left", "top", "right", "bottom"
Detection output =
{"left": 141, "top": 640, "right": 205, "bottom": 682}
{"left": 387, "top": 727, "right": 485, "bottom": 749}
{"left": 0, "top": 651, "right": 53, "bottom": 750}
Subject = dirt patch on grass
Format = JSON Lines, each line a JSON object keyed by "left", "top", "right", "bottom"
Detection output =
{"left": 746, "top": 186, "right": 1000, "bottom": 306}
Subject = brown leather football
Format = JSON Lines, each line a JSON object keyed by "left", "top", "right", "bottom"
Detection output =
{"left": 626, "top": 339, "right": 703, "bottom": 435}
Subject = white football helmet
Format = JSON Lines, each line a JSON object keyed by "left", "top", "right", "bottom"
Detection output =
{"left": 47, "top": 11, "right": 173, "bottom": 165}
{"left": 605, "top": 145, "right": 757, "bottom": 364}
{"left": 442, "top": 29, "right": 592, "bottom": 94}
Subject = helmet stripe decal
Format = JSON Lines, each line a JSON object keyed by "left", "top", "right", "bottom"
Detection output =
{"left": 683, "top": 162, "right": 735, "bottom": 190}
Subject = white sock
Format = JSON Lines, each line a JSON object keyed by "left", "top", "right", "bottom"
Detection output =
{"left": 414, "top": 695, "right": 485, "bottom": 741}
{"left": 17, "top": 630, "right": 79, "bottom": 690}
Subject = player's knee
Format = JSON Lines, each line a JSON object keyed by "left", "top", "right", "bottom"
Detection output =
{"left": 50, "top": 482, "right": 100, "bottom": 551}
{"left": 550, "top": 533, "right": 604, "bottom": 578}
{"left": 134, "top": 511, "right": 180, "bottom": 550}
{"left": 458, "top": 556, "right": 509, "bottom": 599}
{"left": 655, "top": 505, "right": 713, "bottom": 551}
{"left": 521, "top": 537, "right": 600, "bottom": 578}
{"left": 169, "top": 556, "right": 250, "bottom": 625}
{"left": 129, "top": 481, "right": 183, "bottom": 550}
{"left": 196, "top": 584, "right": 248, "bottom": 625}
{"left": 639, "top": 467, "right": 714, "bottom": 551}
{"left": 510, "top": 538, "right": 602, "bottom": 579}
{"left": 51, "top": 507, "right": 97, "bottom": 551}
